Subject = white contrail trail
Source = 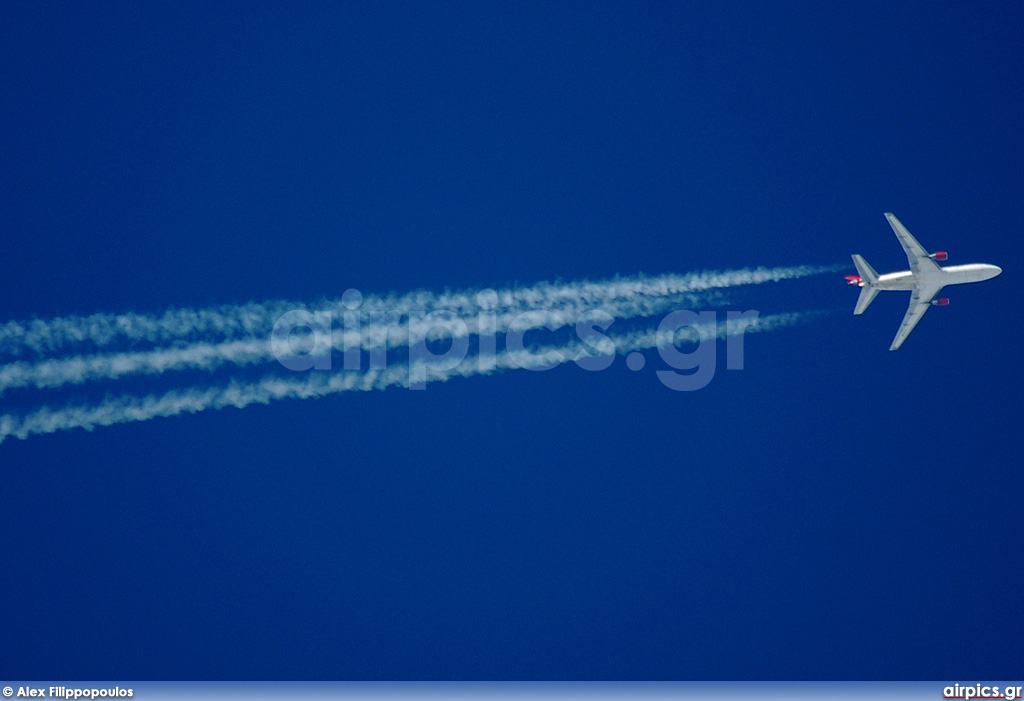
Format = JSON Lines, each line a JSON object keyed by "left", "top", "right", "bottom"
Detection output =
{"left": 0, "top": 265, "right": 842, "bottom": 359}
{"left": 0, "top": 289, "right": 728, "bottom": 395}
{"left": 0, "top": 310, "right": 831, "bottom": 445}
{"left": 0, "top": 264, "right": 839, "bottom": 393}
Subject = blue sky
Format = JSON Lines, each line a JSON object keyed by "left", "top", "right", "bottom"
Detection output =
{"left": 1, "top": 2, "right": 1022, "bottom": 680}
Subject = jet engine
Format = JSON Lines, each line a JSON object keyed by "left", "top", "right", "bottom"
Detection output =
{"left": 930, "top": 251, "right": 948, "bottom": 261}
{"left": 931, "top": 297, "right": 950, "bottom": 306}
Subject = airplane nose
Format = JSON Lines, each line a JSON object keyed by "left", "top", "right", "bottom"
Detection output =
{"left": 992, "top": 265, "right": 1003, "bottom": 277}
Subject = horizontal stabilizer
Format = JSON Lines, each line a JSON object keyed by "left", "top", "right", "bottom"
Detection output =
{"left": 854, "top": 285, "right": 879, "bottom": 315}
{"left": 850, "top": 254, "right": 879, "bottom": 314}
{"left": 851, "top": 254, "right": 879, "bottom": 284}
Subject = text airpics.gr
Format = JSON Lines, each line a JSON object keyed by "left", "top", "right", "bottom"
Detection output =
{"left": 943, "top": 684, "right": 1024, "bottom": 700}
{"left": 270, "top": 288, "right": 763, "bottom": 392}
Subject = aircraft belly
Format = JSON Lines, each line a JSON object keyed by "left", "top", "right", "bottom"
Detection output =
{"left": 876, "top": 277, "right": 915, "bottom": 290}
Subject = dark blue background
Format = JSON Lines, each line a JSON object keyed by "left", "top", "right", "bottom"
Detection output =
{"left": 2, "top": 2, "right": 1021, "bottom": 679}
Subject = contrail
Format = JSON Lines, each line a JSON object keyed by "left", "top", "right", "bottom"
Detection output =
{"left": 0, "top": 310, "right": 831, "bottom": 445}
{"left": 0, "top": 290, "right": 724, "bottom": 395}
{"left": 0, "top": 264, "right": 839, "bottom": 393}
{"left": 0, "top": 265, "right": 841, "bottom": 359}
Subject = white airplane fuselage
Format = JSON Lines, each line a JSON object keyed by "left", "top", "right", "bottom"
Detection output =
{"left": 870, "top": 263, "right": 1002, "bottom": 292}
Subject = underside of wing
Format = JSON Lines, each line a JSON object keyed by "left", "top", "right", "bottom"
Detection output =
{"left": 890, "top": 285, "right": 941, "bottom": 351}
{"left": 885, "top": 213, "right": 940, "bottom": 275}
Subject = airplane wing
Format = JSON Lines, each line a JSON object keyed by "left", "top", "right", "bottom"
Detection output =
{"left": 890, "top": 284, "right": 942, "bottom": 351}
{"left": 885, "top": 213, "right": 940, "bottom": 275}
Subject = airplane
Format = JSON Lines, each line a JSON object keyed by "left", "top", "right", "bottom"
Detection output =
{"left": 846, "top": 213, "right": 1002, "bottom": 350}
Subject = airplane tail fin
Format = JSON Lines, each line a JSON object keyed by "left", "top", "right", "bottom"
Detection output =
{"left": 851, "top": 254, "right": 880, "bottom": 315}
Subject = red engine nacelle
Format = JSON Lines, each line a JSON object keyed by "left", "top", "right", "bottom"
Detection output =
{"left": 932, "top": 297, "right": 950, "bottom": 306}
{"left": 844, "top": 275, "right": 862, "bottom": 285}
{"left": 931, "top": 251, "right": 948, "bottom": 261}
